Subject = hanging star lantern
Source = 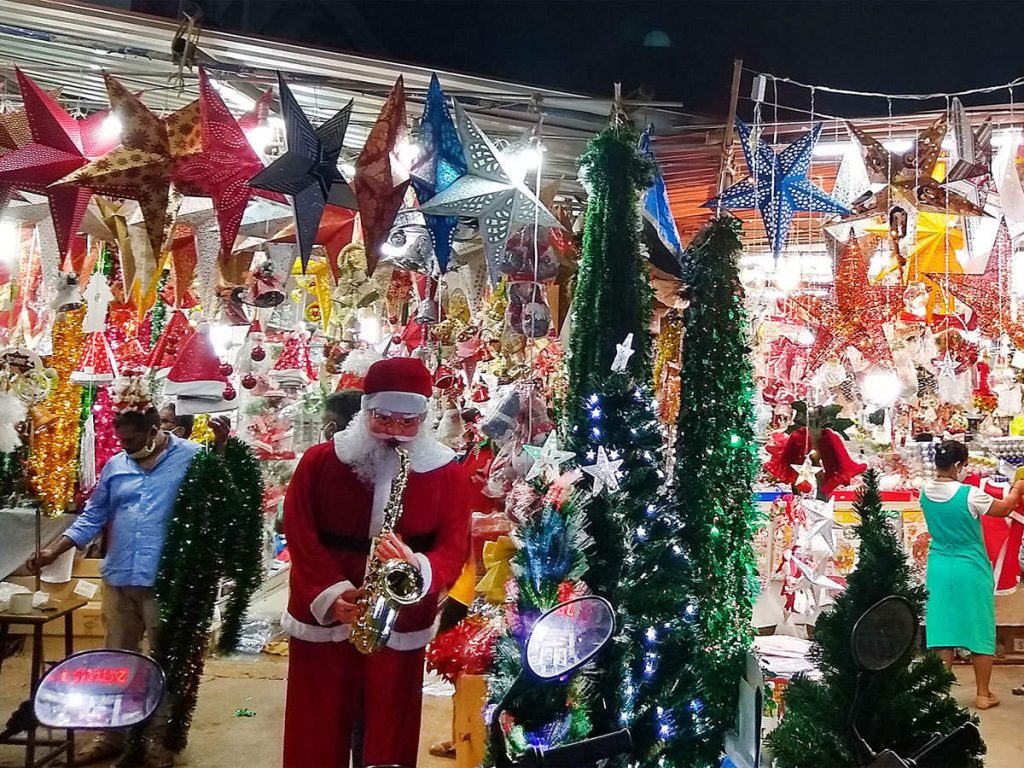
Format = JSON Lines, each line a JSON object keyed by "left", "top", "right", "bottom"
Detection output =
{"left": 55, "top": 73, "right": 201, "bottom": 259}
{"left": 0, "top": 69, "right": 120, "bottom": 258}
{"left": 610, "top": 333, "right": 635, "bottom": 372}
{"left": 248, "top": 72, "right": 356, "bottom": 271}
{"left": 581, "top": 444, "right": 624, "bottom": 495}
{"left": 792, "top": 231, "right": 903, "bottom": 371}
{"left": 172, "top": 69, "right": 285, "bottom": 258}
{"left": 803, "top": 498, "right": 838, "bottom": 553}
{"left": 418, "top": 101, "right": 560, "bottom": 283}
{"left": 933, "top": 351, "right": 960, "bottom": 383}
{"left": 704, "top": 119, "right": 849, "bottom": 256}
{"left": 353, "top": 77, "right": 411, "bottom": 275}
{"left": 523, "top": 430, "right": 576, "bottom": 482}
{"left": 929, "top": 218, "right": 1024, "bottom": 347}
{"left": 409, "top": 74, "right": 466, "bottom": 272}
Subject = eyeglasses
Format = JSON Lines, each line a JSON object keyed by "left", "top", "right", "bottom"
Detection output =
{"left": 369, "top": 409, "right": 423, "bottom": 428}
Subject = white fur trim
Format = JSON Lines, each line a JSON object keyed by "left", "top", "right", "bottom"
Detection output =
{"left": 163, "top": 379, "right": 224, "bottom": 397}
{"left": 362, "top": 391, "right": 429, "bottom": 414}
{"left": 281, "top": 610, "right": 440, "bottom": 649}
{"left": 310, "top": 580, "right": 356, "bottom": 626}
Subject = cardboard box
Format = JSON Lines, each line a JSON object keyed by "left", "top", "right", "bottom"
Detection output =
{"left": 996, "top": 625, "right": 1024, "bottom": 657}
{"left": 454, "top": 674, "right": 487, "bottom": 768}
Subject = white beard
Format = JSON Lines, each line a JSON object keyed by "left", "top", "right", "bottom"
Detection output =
{"left": 332, "top": 411, "right": 456, "bottom": 485}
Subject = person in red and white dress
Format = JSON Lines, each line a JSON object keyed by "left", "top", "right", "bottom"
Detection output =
{"left": 281, "top": 357, "right": 470, "bottom": 767}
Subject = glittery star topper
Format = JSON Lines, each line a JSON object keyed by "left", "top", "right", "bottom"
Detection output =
{"left": 523, "top": 431, "right": 575, "bottom": 482}
{"left": 248, "top": 72, "right": 357, "bottom": 271}
{"left": 705, "top": 119, "right": 849, "bottom": 256}
{"left": 582, "top": 445, "right": 624, "bottom": 495}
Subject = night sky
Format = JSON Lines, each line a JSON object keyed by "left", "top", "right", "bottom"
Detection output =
{"left": 141, "top": 0, "right": 1024, "bottom": 119}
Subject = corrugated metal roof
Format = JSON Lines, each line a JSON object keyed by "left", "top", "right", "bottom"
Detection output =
{"left": 0, "top": 0, "right": 699, "bottom": 191}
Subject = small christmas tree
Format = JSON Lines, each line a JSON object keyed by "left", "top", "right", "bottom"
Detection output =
{"left": 767, "top": 469, "right": 985, "bottom": 767}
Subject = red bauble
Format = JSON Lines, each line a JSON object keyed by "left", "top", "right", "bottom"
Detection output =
{"left": 251, "top": 346, "right": 266, "bottom": 362}
{"left": 241, "top": 373, "right": 257, "bottom": 390}
{"left": 219, "top": 362, "right": 234, "bottom": 376}
{"left": 223, "top": 384, "right": 237, "bottom": 401}
{"left": 391, "top": 334, "right": 403, "bottom": 345}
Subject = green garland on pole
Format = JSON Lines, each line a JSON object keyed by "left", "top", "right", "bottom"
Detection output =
{"left": 152, "top": 437, "right": 264, "bottom": 751}
{"left": 670, "top": 217, "right": 760, "bottom": 767}
{"left": 767, "top": 470, "right": 984, "bottom": 767}
{"left": 150, "top": 270, "right": 170, "bottom": 346}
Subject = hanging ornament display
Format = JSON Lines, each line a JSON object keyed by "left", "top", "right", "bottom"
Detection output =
{"left": 70, "top": 331, "right": 118, "bottom": 384}
{"left": 271, "top": 326, "right": 318, "bottom": 388}
{"left": 147, "top": 310, "right": 195, "bottom": 377}
{"left": 163, "top": 324, "right": 237, "bottom": 415}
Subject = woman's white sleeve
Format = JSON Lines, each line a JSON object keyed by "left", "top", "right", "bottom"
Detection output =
{"left": 967, "top": 487, "right": 994, "bottom": 518}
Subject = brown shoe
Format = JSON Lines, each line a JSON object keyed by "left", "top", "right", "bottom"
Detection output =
{"left": 975, "top": 693, "right": 1000, "bottom": 710}
{"left": 74, "top": 736, "right": 123, "bottom": 765}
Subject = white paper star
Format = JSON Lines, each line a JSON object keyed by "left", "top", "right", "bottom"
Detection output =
{"left": 610, "top": 333, "right": 635, "bottom": 373}
{"left": 523, "top": 431, "right": 575, "bottom": 482}
{"left": 803, "top": 498, "right": 838, "bottom": 553}
{"left": 791, "top": 455, "right": 823, "bottom": 491}
{"left": 418, "top": 101, "right": 560, "bottom": 283}
{"left": 582, "top": 445, "right": 624, "bottom": 494}
{"left": 934, "top": 353, "right": 959, "bottom": 382}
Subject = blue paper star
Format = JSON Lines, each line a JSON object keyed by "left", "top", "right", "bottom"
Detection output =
{"left": 409, "top": 75, "right": 466, "bottom": 272}
{"left": 705, "top": 119, "right": 849, "bottom": 256}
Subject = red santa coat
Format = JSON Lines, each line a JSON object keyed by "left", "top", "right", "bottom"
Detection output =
{"left": 282, "top": 425, "right": 470, "bottom": 767}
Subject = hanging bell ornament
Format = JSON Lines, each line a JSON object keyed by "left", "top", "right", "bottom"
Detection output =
{"left": 415, "top": 298, "right": 438, "bottom": 325}
{"left": 251, "top": 346, "right": 266, "bottom": 362}
{"left": 241, "top": 373, "right": 258, "bottom": 390}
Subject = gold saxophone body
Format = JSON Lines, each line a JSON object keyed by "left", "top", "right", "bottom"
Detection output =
{"left": 350, "top": 451, "right": 427, "bottom": 655}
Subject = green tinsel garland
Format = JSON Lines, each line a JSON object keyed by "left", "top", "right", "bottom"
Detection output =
{"left": 217, "top": 437, "right": 266, "bottom": 652}
{"left": 670, "top": 217, "right": 761, "bottom": 768}
{"left": 767, "top": 471, "right": 984, "bottom": 767}
{"left": 150, "top": 270, "right": 170, "bottom": 346}
{"left": 152, "top": 438, "right": 264, "bottom": 751}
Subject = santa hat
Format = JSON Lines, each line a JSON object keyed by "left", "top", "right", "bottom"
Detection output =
{"left": 71, "top": 332, "right": 118, "bottom": 384}
{"left": 147, "top": 311, "right": 194, "bottom": 378}
{"left": 361, "top": 357, "right": 432, "bottom": 414}
{"left": 271, "top": 326, "right": 317, "bottom": 388}
{"left": 336, "top": 347, "right": 381, "bottom": 391}
{"left": 116, "top": 335, "right": 150, "bottom": 376}
{"left": 164, "top": 324, "right": 238, "bottom": 415}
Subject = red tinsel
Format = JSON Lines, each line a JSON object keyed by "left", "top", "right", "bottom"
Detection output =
{"left": 425, "top": 615, "right": 499, "bottom": 683}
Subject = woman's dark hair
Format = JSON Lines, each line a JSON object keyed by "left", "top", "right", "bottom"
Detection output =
{"left": 934, "top": 439, "right": 968, "bottom": 470}
{"left": 113, "top": 407, "right": 160, "bottom": 432}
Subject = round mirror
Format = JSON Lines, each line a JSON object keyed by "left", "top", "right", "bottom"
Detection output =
{"left": 34, "top": 650, "right": 164, "bottom": 730}
{"left": 525, "top": 596, "right": 614, "bottom": 680}
{"left": 851, "top": 595, "right": 917, "bottom": 672}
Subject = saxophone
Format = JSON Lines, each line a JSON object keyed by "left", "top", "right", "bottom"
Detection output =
{"left": 350, "top": 451, "right": 427, "bottom": 654}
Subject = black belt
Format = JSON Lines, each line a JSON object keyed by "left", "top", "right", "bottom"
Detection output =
{"left": 318, "top": 530, "right": 436, "bottom": 553}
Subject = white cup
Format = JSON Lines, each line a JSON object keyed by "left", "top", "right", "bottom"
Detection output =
{"left": 8, "top": 592, "right": 33, "bottom": 614}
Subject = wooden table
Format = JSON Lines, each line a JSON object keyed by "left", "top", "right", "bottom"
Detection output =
{"left": 0, "top": 597, "right": 88, "bottom": 767}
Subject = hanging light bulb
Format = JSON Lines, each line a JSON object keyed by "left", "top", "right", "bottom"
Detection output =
{"left": 862, "top": 369, "right": 901, "bottom": 407}
{"left": 100, "top": 112, "right": 122, "bottom": 140}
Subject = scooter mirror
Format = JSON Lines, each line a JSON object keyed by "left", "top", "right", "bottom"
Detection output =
{"left": 34, "top": 650, "right": 165, "bottom": 730}
{"left": 525, "top": 596, "right": 614, "bottom": 680}
{"left": 851, "top": 596, "right": 917, "bottom": 673}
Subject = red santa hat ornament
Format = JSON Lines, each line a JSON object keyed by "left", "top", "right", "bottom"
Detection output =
{"left": 146, "top": 310, "right": 195, "bottom": 378}
{"left": 163, "top": 323, "right": 238, "bottom": 415}
{"left": 336, "top": 347, "right": 382, "bottom": 391}
{"left": 361, "top": 356, "right": 432, "bottom": 414}
{"left": 71, "top": 331, "right": 118, "bottom": 384}
{"left": 271, "top": 326, "right": 318, "bottom": 388}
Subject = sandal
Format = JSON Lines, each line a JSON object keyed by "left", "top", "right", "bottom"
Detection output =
{"left": 74, "top": 736, "right": 123, "bottom": 765}
{"left": 975, "top": 693, "right": 1000, "bottom": 710}
{"left": 429, "top": 739, "right": 456, "bottom": 759}
{"left": 1012, "top": 684, "right": 1024, "bottom": 696}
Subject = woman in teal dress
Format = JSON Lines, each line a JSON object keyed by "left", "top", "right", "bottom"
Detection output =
{"left": 920, "top": 440, "right": 1023, "bottom": 710}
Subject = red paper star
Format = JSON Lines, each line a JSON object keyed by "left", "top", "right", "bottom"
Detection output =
{"left": 272, "top": 204, "right": 356, "bottom": 273}
{"left": 173, "top": 69, "right": 284, "bottom": 258}
{"left": 0, "top": 69, "right": 119, "bottom": 257}
{"left": 793, "top": 231, "right": 904, "bottom": 371}
{"left": 931, "top": 218, "right": 1024, "bottom": 347}
{"left": 353, "top": 77, "right": 410, "bottom": 275}
{"left": 56, "top": 73, "right": 202, "bottom": 259}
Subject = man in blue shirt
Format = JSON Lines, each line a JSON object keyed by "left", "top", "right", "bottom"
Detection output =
{"left": 28, "top": 406, "right": 227, "bottom": 767}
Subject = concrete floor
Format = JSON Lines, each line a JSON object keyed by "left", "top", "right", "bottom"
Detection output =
{"left": 1, "top": 650, "right": 1022, "bottom": 767}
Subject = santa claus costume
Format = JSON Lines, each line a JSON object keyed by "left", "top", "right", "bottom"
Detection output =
{"left": 282, "top": 357, "right": 470, "bottom": 767}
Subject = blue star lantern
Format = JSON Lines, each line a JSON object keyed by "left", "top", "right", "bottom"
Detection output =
{"left": 705, "top": 119, "right": 849, "bottom": 256}
{"left": 409, "top": 75, "right": 466, "bottom": 272}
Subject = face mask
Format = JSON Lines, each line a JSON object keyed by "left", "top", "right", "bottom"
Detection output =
{"left": 128, "top": 441, "right": 157, "bottom": 460}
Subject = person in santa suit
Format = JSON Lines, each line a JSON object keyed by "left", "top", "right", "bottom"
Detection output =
{"left": 282, "top": 357, "right": 470, "bottom": 768}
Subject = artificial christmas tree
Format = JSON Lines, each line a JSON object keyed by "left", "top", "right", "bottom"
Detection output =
{"left": 766, "top": 470, "right": 984, "bottom": 767}
{"left": 669, "top": 217, "right": 760, "bottom": 767}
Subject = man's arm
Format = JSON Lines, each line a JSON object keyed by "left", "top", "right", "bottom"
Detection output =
{"left": 27, "top": 464, "right": 114, "bottom": 573}
{"left": 283, "top": 450, "right": 360, "bottom": 624}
